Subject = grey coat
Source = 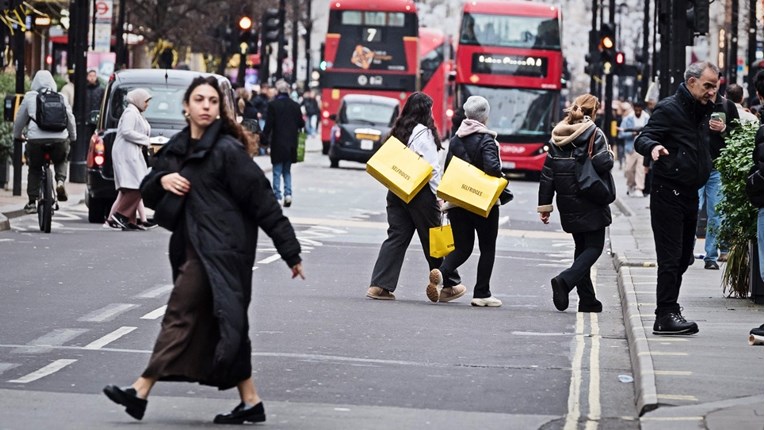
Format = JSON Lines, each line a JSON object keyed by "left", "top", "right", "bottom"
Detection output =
{"left": 12, "top": 70, "right": 76, "bottom": 142}
{"left": 113, "top": 90, "right": 151, "bottom": 190}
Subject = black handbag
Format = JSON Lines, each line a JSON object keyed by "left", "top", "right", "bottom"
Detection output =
{"left": 153, "top": 192, "right": 186, "bottom": 231}
{"left": 575, "top": 129, "right": 616, "bottom": 206}
{"left": 499, "top": 182, "right": 514, "bottom": 205}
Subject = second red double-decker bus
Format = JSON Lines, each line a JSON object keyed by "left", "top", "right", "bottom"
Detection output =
{"left": 419, "top": 27, "right": 454, "bottom": 140}
{"left": 320, "top": 0, "right": 419, "bottom": 152}
{"left": 454, "top": 1, "right": 563, "bottom": 174}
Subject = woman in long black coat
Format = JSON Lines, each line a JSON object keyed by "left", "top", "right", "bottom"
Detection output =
{"left": 537, "top": 93, "right": 613, "bottom": 313}
{"left": 103, "top": 76, "right": 304, "bottom": 425}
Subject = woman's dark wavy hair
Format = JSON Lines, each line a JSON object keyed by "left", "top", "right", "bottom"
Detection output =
{"left": 389, "top": 92, "right": 442, "bottom": 150}
{"left": 183, "top": 76, "right": 258, "bottom": 155}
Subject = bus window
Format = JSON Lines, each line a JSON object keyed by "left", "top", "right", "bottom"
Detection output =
{"left": 365, "top": 12, "right": 386, "bottom": 26}
{"left": 342, "top": 11, "right": 362, "bottom": 25}
{"left": 388, "top": 13, "right": 405, "bottom": 27}
{"left": 460, "top": 13, "right": 560, "bottom": 50}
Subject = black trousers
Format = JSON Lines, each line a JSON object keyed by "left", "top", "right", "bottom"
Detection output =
{"left": 370, "top": 189, "right": 460, "bottom": 291}
{"left": 440, "top": 205, "right": 499, "bottom": 299}
{"left": 557, "top": 228, "right": 604, "bottom": 303}
{"left": 650, "top": 183, "right": 698, "bottom": 316}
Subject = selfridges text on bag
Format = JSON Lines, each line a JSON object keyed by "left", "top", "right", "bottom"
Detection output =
{"left": 32, "top": 89, "right": 68, "bottom": 132}
{"left": 366, "top": 136, "right": 433, "bottom": 203}
{"left": 437, "top": 157, "right": 507, "bottom": 217}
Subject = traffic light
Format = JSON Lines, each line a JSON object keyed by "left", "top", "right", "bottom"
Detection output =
{"left": 614, "top": 51, "right": 625, "bottom": 75}
{"left": 584, "top": 51, "right": 600, "bottom": 76}
{"left": 599, "top": 24, "right": 616, "bottom": 74}
{"left": 262, "top": 8, "right": 281, "bottom": 44}
{"left": 686, "top": 0, "right": 709, "bottom": 35}
{"left": 237, "top": 16, "right": 257, "bottom": 55}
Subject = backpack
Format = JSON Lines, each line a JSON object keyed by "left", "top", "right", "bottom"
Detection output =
{"left": 32, "top": 88, "right": 68, "bottom": 132}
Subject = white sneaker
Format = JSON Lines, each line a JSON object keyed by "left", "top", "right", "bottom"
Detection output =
{"left": 284, "top": 195, "right": 292, "bottom": 207}
{"left": 471, "top": 296, "right": 503, "bottom": 307}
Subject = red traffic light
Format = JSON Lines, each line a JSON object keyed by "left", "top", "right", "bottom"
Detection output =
{"left": 615, "top": 51, "right": 625, "bottom": 65}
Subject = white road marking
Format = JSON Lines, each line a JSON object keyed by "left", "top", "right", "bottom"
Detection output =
{"left": 78, "top": 303, "right": 138, "bottom": 322}
{"left": 587, "top": 312, "right": 601, "bottom": 429}
{"left": 256, "top": 254, "right": 282, "bottom": 264}
{"left": 8, "top": 359, "right": 77, "bottom": 383}
{"left": 83, "top": 326, "right": 137, "bottom": 350}
{"left": 511, "top": 331, "right": 576, "bottom": 337}
{"left": 564, "top": 312, "right": 585, "bottom": 430}
{"left": 13, "top": 329, "right": 88, "bottom": 354}
{"left": 656, "top": 394, "right": 698, "bottom": 401}
{"left": 140, "top": 306, "right": 167, "bottom": 320}
{"left": 655, "top": 370, "right": 693, "bottom": 376}
{"left": 641, "top": 416, "right": 703, "bottom": 421}
{"left": 136, "top": 284, "right": 173, "bottom": 298}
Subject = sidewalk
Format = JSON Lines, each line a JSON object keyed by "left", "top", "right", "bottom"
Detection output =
{"left": 609, "top": 165, "right": 764, "bottom": 428}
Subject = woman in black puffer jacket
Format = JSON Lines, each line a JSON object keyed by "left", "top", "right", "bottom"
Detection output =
{"left": 537, "top": 94, "right": 613, "bottom": 313}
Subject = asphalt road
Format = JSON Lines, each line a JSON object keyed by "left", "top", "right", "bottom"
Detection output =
{"left": 0, "top": 151, "right": 640, "bottom": 429}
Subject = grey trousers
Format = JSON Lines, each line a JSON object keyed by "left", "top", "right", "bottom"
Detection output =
{"left": 26, "top": 139, "right": 69, "bottom": 200}
{"left": 370, "top": 189, "right": 460, "bottom": 291}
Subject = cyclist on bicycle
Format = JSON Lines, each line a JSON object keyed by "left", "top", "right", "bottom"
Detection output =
{"left": 13, "top": 70, "right": 77, "bottom": 213}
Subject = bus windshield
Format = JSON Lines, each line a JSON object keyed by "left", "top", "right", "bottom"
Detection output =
{"left": 460, "top": 13, "right": 560, "bottom": 50}
{"left": 460, "top": 85, "right": 557, "bottom": 137}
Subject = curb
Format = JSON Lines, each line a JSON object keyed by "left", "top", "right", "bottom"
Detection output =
{"left": 614, "top": 257, "right": 659, "bottom": 416}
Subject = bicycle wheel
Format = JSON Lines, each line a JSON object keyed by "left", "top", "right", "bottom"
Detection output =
{"left": 38, "top": 167, "right": 53, "bottom": 233}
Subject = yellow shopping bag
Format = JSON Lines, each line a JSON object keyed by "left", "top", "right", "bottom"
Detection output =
{"left": 437, "top": 157, "right": 508, "bottom": 217}
{"left": 429, "top": 221, "right": 454, "bottom": 258}
{"left": 366, "top": 136, "right": 433, "bottom": 203}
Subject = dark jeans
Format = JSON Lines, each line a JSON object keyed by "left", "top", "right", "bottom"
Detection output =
{"left": 557, "top": 228, "right": 604, "bottom": 303}
{"left": 650, "top": 183, "right": 698, "bottom": 316}
{"left": 440, "top": 205, "right": 499, "bottom": 299}
{"left": 370, "top": 189, "right": 460, "bottom": 291}
{"left": 26, "top": 139, "right": 69, "bottom": 201}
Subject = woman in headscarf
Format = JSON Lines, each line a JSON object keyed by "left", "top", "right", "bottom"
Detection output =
{"left": 108, "top": 88, "right": 152, "bottom": 230}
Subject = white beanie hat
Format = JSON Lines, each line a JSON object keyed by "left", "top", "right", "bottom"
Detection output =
{"left": 463, "top": 96, "right": 490, "bottom": 123}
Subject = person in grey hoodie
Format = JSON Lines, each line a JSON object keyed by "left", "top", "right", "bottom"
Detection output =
{"left": 13, "top": 70, "right": 77, "bottom": 213}
{"left": 426, "top": 96, "right": 502, "bottom": 307}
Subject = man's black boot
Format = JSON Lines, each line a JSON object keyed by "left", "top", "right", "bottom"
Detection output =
{"left": 653, "top": 312, "right": 699, "bottom": 335}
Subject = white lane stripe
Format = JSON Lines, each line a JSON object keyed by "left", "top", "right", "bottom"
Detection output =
{"left": 256, "top": 254, "right": 281, "bottom": 265}
{"left": 587, "top": 312, "right": 601, "bottom": 429}
{"left": 12, "top": 329, "right": 88, "bottom": 354}
{"left": 78, "top": 303, "right": 138, "bottom": 322}
{"left": 83, "top": 327, "right": 137, "bottom": 350}
{"left": 136, "top": 284, "right": 173, "bottom": 298}
{"left": 140, "top": 305, "right": 167, "bottom": 320}
{"left": 8, "top": 359, "right": 77, "bottom": 383}
{"left": 0, "top": 363, "right": 20, "bottom": 375}
{"left": 564, "top": 312, "right": 585, "bottom": 430}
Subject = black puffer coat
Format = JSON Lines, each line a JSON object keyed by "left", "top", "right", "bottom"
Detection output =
{"left": 635, "top": 83, "right": 714, "bottom": 191}
{"left": 447, "top": 132, "right": 502, "bottom": 178}
{"left": 141, "top": 120, "right": 301, "bottom": 389}
{"left": 538, "top": 121, "right": 613, "bottom": 233}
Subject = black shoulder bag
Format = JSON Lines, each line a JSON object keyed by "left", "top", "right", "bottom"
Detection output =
{"left": 575, "top": 129, "right": 616, "bottom": 206}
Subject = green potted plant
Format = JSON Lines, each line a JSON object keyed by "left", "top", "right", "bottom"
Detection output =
{"left": 716, "top": 120, "right": 760, "bottom": 298}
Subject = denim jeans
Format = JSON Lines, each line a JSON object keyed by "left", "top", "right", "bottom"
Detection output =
{"left": 758, "top": 208, "right": 764, "bottom": 280}
{"left": 272, "top": 162, "right": 292, "bottom": 200}
{"left": 698, "top": 169, "right": 727, "bottom": 261}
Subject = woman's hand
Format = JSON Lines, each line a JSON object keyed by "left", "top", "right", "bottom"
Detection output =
{"left": 161, "top": 173, "right": 191, "bottom": 196}
{"left": 291, "top": 263, "right": 305, "bottom": 279}
{"left": 539, "top": 211, "right": 550, "bottom": 224}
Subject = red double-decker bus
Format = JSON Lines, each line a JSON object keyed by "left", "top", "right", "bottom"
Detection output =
{"left": 419, "top": 27, "right": 454, "bottom": 140}
{"left": 454, "top": 1, "right": 563, "bottom": 174}
{"left": 320, "top": 0, "right": 419, "bottom": 152}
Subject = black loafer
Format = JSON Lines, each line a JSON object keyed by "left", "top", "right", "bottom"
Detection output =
{"left": 213, "top": 402, "right": 266, "bottom": 424}
{"left": 103, "top": 385, "right": 147, "bottom": 420}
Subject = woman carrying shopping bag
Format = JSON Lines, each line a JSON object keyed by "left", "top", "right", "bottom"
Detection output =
{"left": 367, "top": 92, "right": 463, "bottom": 301}
{"left": 537, "top": 94, "right": 613, "bottom": 313}
{"left": 427, "top": 96, "right": 504, "bottom": 307}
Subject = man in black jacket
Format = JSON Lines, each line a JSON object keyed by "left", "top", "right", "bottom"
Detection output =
{"left": 635, "top": 61, "right": 720, "bottom": 335}
{"left": 262, "top": 80, "right": 305, "bottom": 207}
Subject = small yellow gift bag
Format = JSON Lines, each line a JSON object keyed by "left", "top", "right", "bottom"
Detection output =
{"left": 429, "top": 215, "right": 455, "bottom": 258}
